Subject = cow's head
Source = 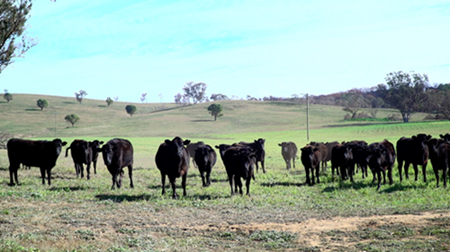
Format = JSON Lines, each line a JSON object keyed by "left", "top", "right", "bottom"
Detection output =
{"left": 90, "top": 140, "right": 104, "bottom": 152}
{"left": 440, "top": 133, "right": 450, "bottom": 142}
{"left": 101, "top": 142, "right": 116, "bottom": 166}
{"left": 52, "top": 138, "right": 67, "bottom": 156}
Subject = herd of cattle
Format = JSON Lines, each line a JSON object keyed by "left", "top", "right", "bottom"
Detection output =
{"left": 5, "top": 133, "right": 450, "bottom": 198}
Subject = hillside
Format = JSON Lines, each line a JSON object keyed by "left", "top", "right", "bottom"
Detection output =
{"left": 0, "top": 94, "right": 445, "bottom": 140}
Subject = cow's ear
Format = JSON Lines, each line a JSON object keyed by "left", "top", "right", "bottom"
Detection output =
{"left": 427, "top": 135, "right": 432, "bottom": 140}
{"left": 183, "top": 140, "right": 191, "bottom": 145}
{"left": 62, "top": 141, "right": 67, "bottom": 146}
{"left": 100, "top": 141, "right": 104, "bottom": 144}
{"left": 440, "top": 134, "right": 444, "bottom": 139}
{"left": 164, "top": 139, "right": 171, "bottom": 144}
{"left": 412, "top": 136, "right": 417, "bottom": 140}
{"left": 278, "top": 143, "right": 282, "bottom": 146}
{"left": 215, "top": 145, "right": 219, "bottom": 149}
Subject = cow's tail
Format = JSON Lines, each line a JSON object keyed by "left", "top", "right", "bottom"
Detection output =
{"left": 65, "top": 146, "right": 71, "bottom": 157}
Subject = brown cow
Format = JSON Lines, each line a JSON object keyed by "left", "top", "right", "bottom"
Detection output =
{"left": 155, "top": 136, "right": 191, "bottom": 199}
{"left": 101, "top": 138, "right": 134, "bottom": 190}
{"left": 310, "top": 141, "right": 328, "bottom": 172}
{"left": 186, "top": 141, "right": 205, "bottom": 168}
{"left": 7, "top": 138, "right": 67, "bottom": 186}
{"left": 367, "top": 139, "right": 396, "bottom": 190}
{"left": 278, "top": 142, "right": 298, "bottom": 169}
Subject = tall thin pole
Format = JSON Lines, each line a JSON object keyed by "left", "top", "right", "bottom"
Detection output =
{"left": 306, "top": 93, "right": 309, "bottom": 142}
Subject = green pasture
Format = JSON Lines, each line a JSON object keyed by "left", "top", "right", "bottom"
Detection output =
{"left": 1, "top": 95, "right": 450, "bottom": 251}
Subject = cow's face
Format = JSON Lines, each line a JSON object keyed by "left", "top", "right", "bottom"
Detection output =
{"left": 90, "top": 140, "right": 104, "bottom": 152}
{"left": 52, "top": 139, "right": 68, "bottom": 156}
{"left": 102, "top": 143, "right": 114, "bottom": 166}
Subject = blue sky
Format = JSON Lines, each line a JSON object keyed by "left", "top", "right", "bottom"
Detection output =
{"left": 1, "top": 0, "right": 449, "bottom": 103}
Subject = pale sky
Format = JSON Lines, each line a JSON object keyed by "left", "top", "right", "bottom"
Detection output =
{"left": 1, "top": 0, "right": 449, "bottom": 103}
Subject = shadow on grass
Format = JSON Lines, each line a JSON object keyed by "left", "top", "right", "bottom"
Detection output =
{"left": 98, "top": 105, "right": 107, "bottom": 108}
{"left": 191, "top": 120, "right": 214, "bottom": 122}
{"left": 260, "top": 182, "right": 306, "bottom": 187}
{"left": 322, "top": 180, "right": 376, "bottom": 192}
{"left": 322, "top": 180, "right": 426, "bottom": 193}
{"left": 95, "top": 194, "right": 159, "bottom": 202}
{"left": 49, "top": 186, "right": 87, "bottom": 192}
{"left": 0, "top": 167, "right": 8, "bottom": 171}
{"left": 25, "top": 108, "right": 41, "bottom": 111}
{"left": 379, "top": 183, "right": 426, "bottom": 193}
{"left": 63, "top": 101, "right": 77, "bottom": 104}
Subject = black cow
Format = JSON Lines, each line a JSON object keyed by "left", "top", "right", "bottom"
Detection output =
{"left": 155, "top": 136, "right": 190, "bottom": 199}
{"left": 239, "top": 138, "right": 266, "bottom": 173}
{"left": 396, "top": 134, "right": 432, "bottom": 182}
{"left": 90, "top": 140, "right": 104, "bottom": 174}
{"left": 221, "top": 146, "right": 256, "bottom": 195}
{"left": 436, "top": 142, "right": 450, "bottom": 188}
{"left": 101, "top": 138, "right": 134, "bottom": 190}
{"left": 7, "top": 138, "right": 67, "bottom": 186}
{"left": 331, "top": 144, "right": 353, "bottom": 181}
{"left": 344, "top": 141, "right": 369, "bottom": 179}
{"left": 278, "top": 141, "right": 298, "bottom": 169}
{"left": 427, "top": 138, "right": 448, "bottom": 188}
{"left": 65, "top": 139, "right": 93, "bottom": 179}
{"left": 301, "top": 145, "right": 321, "bottom": 185}
{"left": 186, "top": 141, "right": 205, "bottom": 168}
{"left": 194, "top": 144, "right": 217, "bottom": 187}
{"left": 367, "top": 139, "right": 396, "bottom": 190}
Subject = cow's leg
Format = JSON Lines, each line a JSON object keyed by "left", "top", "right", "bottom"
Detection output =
{"left": 339, "top": 166, "right": 346, "bottom": 181}
{"left": 377, "top": 171, "right": 382, "bottom": 190}
{"left": 228, "top": 173, "right": 234, "bottom": 196}
{"left": 86, "top": 163, "right": 91, "bottom": 180}
{"left": 404, "top": 162, "right": 411, "bottom": 180}
{"left": 285, "top": 158, "right": 290, "bottom": 170}
{"left": 206, "top": 170, "right": 211, "bottom": 187}
{"left": 160, "top": 172, "right": 166, "bottom": 195}
{"left": 411, "top": 163, "right": 418, "bottom": 181}
{"left": 182, "top": 172, "right": 187, "bottom": 197}
{"left": 128, "top": 165, "right": 134, "bottom": 188}
{"left": 93, "top": 161, "right": 97, "bottom": 174}
{"left": 117, "top": 169, "right": 124, "bottom": 189}
{"left": 46, "top": 168, "right": 52, "bottom": 186}
{"left": 80, "top": 163, "right": 84, "bottom": 178}
{"left": 245, "top": 176, "right": 251, "bottom": 196}
{"left": 443, "top": 166, "right": 448, "bottom": 188}
{"left": 316, "top": 166, "right": 320, "bottom": 184}
{"left": 39, "top": 167, "right": 46, "bottom": 185}
{"left": 293, "top": 157, "right": 296, "bottom": 169}
{"left": 422, "top": 163, "right": 428, "bottom": 183}
{"left": 348, "top": 165, "right": 354, "bottom": 183}
{"left": 200, "top": 171, "right": 206, "bottom": 187}
{"left": 388, "top": 166, "right": 393, "bottom": 185}
{"left": 261, "top": 160, "right": 266, "bottom": 173}
{"left": 398, "top": 160, "right": 403, "bottom": 182}
{"left": 382, "top": 170, "right": 386, "bottom": 184}
{"left": 434, "top": 167, "right": 440, "bottom": 188}
{"left": 9, "top": 164, "right": 19, "bottom": 185}
{"left": 305, "top": 167, "right": 311, "bottom": 185}
{"left": 255, "top": 162, "right": 259, "bottom": 173}
{"left": 170, "top": 177, "right": 178, "bottom": 199}
{"left": 110, "top": 170, "right": 117, "bottom": 190}
{"left": 235, "top": 176, "right": 243, "bottom": 195}
{"left": 311, "top": 167, "right": 315, "bottom": 185}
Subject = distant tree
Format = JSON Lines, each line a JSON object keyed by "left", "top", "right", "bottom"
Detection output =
{"left": 36, "top": 98, "right": 48, "bottom": 111}
{"left": 0, "top": 130, "right": 12, "bottom": 149}
{"left": 246, "top": 95, "right": 258, "bottom": 101}
{"left": 113, "top": 96, "right": 119, "bottom": 101}
{"left": 3, "top": 89, "right": 12, "bottom": 102}
{"left": 106, "top": 97, "right": 113, "bottom": 107}
{"left": 140, "top": 93, "right": 147, "bottom": 103}
{"left": 158, "top": 93, "right": 163, "bottom": 102}
{"left": 64, "top": 114, "right": 80, "bottom": 127}
{"left": 174, "top": 93, "right": 189, "bottom": 106}
{"left": 0, "top": 0, "right": 36, "bottom": 73}
{"left": 74, "top": 90, "right": 87, "bottom": 103}
{"left": 125, "top": 105, "right": 137, "bottom": 116}
{"left": 339, "top": 92, "right": 370, "bottom": 119}
{"left": 210, "top": 93, "right": 228, "bottom": 101}
{"left": 207, "top": 103, "right": 223, "bottom": 121}
{"left": 182, "top": 81, "right": 207, "bottom": 104}
{"left": 377, "top": 71, "right": 430, "bottom": 123}
{"left": 428, "top": 87, "right": 450, "bottom": 120}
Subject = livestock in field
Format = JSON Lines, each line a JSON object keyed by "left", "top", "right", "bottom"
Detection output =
{"left": 221, "top": 146, "right": 256, "bottom": 195}
{"left": 7, "top": 138, "right": 67, "bottom": 186}
{"left": 331, "top": 144, "right": 353, "bottom": 181}
{"left": 323, "top": 141, "right": 339, "bottom": 168}
{"left": 90, "top": 140, "right": 104, "bottom": 174}
{"left": 239, "top": 138, "right": 266, "bottom": 173}
{"left": 186, "top": 141, "right": 205, "bottom": 168}
{"left": 396, "top": 134, "right": 431, "bottom": 182}
{"left": 301, "top": 145, "right": 321, "bottom": 185}
{"left": 194, "top": 144, "right": 217, "bottom": 187}
{"left": 427, "top": 138, "right": 448, "bottom": 188}
{"left": 343, "top": 141, "right": 369, "bottom": 179}
{"left": 310, "top": 142, "right": 328, "bottom": 172}
{"left": 100, "top": 138, "right": 134, "bottom": 190}
{"left": 155, "top": 136, "right": 190, "bottom": 199}
{"left": 278, "top": 141, "right": 298, "bottom": 169}
{"left": 367, "top": 139, "right": 396, "bottom": 190}
{"left": 65, "top": 139, "right": 93, "bottom": 179}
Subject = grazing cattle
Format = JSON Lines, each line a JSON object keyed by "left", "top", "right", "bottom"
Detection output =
{"left": 278, "top": 142, "right": 298, "bottom": 169}
{"left": 301, "top": 145, "right": 321, "bottom": 185}
{"left": 186, "top": 141, "right": 205, "bottom": 168}
{"left": 436, "top": 142, "right": 450, "bottom": 188}
{"left": 367, "top": 139, "right": 396, "bottom": 190}
{"left": 155, "top": 137, "right": 190, "bottom": 199}
{"left": 239, "top": 138, "right": 266, "bottom": 173}
{"left": 7, "top": 138, "right": 67, "bottom": 186}
{"left": 101, "top": 138, "right": 134, "bottom": 190}
{"left": 427, "top": 138, "right": 448, "bottom": 188}
{"left": 323, "top": 141, "right": 339, "bottom": 169}
{"left": 216, "top": 143, "right": 256, "bottom": 182}
{"left": 65, "top": 139, "right": 93, "bottom": 179}
{"left": 221, "top": 146, "right": 256, "bottom": 195}
{"left": 310, "top": 142, "right": 328, "bottom": 172}
{"left": 331, "top": 144, "right": 353, "bottom": 181}
{"left": 194, "top": 144, "right": 217, "bottom": 187}
{"left": 90, "top": 140, "right": 104, "bottom": 174}
{"left": 396, "top": 134, "right": 432, "bottom": 182}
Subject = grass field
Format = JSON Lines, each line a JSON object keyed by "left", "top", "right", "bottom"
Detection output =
{"left": 1, "top": 95, "right": 450, "bottom": 251}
